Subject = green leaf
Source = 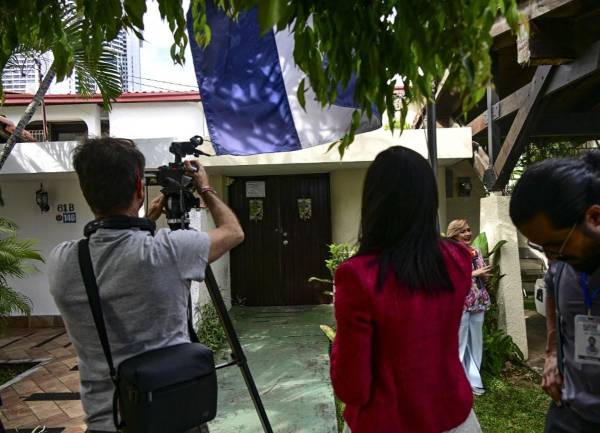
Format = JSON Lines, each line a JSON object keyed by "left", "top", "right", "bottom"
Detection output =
{"left": 297, "top": 78, "right": 307, "bottom": 110}
{"left": 471, "top": 232, "right": 489, "bottom": 258}
{"left": 124, "top": 0, "right": 147, "bottom": 29}
{"left": 320, "top": 324, "right": 336, "bottom": 342}
{"left": 489, "top": 240, "right": 508, "bottom": 258}
{"left": 257, "top": 0, "right": 291, "bottom": 33}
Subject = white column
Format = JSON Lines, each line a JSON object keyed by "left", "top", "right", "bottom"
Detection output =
{"left": 480, "top": 193, "right": 528, "bottom": 357}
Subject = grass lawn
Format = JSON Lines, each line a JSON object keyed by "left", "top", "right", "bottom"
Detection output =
{"left": 474, "top": 365, "right": 550, "bottom": 433}
{"left": 523, "top": 295, "right": 537, "bottom": 312}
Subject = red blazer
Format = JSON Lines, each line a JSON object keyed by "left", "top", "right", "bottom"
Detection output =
{"left": 331, "top": 240, "right": 473, "bottom": 433}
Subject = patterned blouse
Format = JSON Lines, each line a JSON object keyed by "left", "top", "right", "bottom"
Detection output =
{"left": 464, "top": 248, "right": 491, "bottom": 313}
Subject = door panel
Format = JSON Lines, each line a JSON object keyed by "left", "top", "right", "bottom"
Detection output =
{"left": 229, "top": 174, "right": 331, "bottom": 306}
{"left": 229, "top": 177, "right": 283, "bottom": 306}
{"left": 279, "top": 174, "right": 331, "bottom": 305}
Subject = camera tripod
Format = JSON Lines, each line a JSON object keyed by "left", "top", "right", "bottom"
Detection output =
{"left": 146, "top": 135, "right": 273, "bottom": 432}
{"left": 203, "top": 265, "right": 274, "bottom": 433}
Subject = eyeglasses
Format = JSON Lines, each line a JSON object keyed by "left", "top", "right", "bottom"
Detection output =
{"left": 527, "top": 223, "right": 577, "bottom": 260}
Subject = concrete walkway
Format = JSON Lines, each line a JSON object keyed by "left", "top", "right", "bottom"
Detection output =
{"left": 208, "top": 305, "right": 337, "bottom": 433}
{"left": 0, "top": 305, "right": 336, "bottom": 433}
{"left": 0, "top": 327, "right": 85, "bottom": 432}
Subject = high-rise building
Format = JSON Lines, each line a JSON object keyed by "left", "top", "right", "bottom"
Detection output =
{"left": 107, "top": 29, "right": 142, "bottom": 92}
{"left": 1, "top": 30, "right": 142, "bottom": 94}
{"left": 1, "top": 56, "right": 40, "bottom": 94}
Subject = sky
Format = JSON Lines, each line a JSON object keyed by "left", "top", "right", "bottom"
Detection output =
{"left": 138, "top": 0, "right": 199, "bottom": 92}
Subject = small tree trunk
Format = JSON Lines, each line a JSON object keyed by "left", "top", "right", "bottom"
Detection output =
{"left": 0, "top": 63, "right": 56, "bottom": 171}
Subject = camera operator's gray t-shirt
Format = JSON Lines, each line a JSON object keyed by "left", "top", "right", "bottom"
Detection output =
{"left": 48, "top": 227, "right": 210, "bottom": 432}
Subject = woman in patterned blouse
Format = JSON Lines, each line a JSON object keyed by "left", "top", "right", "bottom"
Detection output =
{"left": 447, "top": 219, "right": 492, "bottom": 395}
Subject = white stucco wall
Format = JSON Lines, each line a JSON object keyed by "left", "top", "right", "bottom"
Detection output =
{"left": 0, "top": 176, "right": 95, "bottom": 315}
{"left": 109, "top": 101, "right": 208, "bottom": 140}
{"left": 480, "top": 194, "right": 528, "bottom": 357}
{"left": 330, "top": 169, "right": 366, "bottom": 245}
{"left": 2, "top": 104, "right": 102, "bottom": 137}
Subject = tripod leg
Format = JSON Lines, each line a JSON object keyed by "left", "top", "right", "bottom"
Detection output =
{"left": 204, "top": 266, "right": 274, "bottom": 433}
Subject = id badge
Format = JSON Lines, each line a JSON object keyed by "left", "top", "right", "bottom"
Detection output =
{"left": 574, "top": 314, "right": 600, "bottom": 365}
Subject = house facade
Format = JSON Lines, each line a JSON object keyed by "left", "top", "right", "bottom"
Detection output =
{"left": 0, "top": 91, "right": 484, "bottom": 322}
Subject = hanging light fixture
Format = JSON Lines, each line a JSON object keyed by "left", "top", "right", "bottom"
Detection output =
{"left": 35, "top": 183, "right": 50, "bottom": 213}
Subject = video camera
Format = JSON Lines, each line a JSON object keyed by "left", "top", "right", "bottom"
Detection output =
{"left": 155, "top": 135, "right": 210, "bottom": 230}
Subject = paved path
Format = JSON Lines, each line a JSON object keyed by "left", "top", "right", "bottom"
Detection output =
{"left": 0, "top": 305, "right": 336, "bottom": 433}
{"left": 0, "top": 327, "right": 85, "bottom": 433}
{"left": 208, "top": 305, "right": 337, "bottom": 433}
{"left": 525, "top": 309, "right": 547, "bottom": 372}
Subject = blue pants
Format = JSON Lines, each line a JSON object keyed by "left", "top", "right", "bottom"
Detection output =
{"left": 459, "top": 311, "right": 485, "bottom": 392}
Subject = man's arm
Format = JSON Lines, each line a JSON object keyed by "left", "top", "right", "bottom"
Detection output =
{"left": 542, "top": 291, "right": 563, "bottom": 404}
{"left": 185, "top": 160, "right": 244, "bottom": 263}
{"left": 0, "top": 116, "right": 35, "bottom": 142}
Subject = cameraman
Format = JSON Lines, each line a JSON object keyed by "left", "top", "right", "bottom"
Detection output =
{"left": 48, "top": 137, "right": 244, "bottom": 433}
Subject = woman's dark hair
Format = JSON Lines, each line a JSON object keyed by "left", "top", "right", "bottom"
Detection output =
{"left": 73, "top": 137, "right": 145, "bottom": 215}
{"left": 357, "top": 146, "right": 452, "bottom": 294}
{"left": 510, "top": 150, "right": 600, "bottom": 229}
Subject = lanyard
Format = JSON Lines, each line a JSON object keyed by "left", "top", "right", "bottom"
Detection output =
{"left": 579, "top": 272, "right": 600, "bottom": 316}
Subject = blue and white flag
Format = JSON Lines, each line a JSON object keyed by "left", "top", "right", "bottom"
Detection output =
{"left": 187, "top": 2, "right": 381, "bottom": 156}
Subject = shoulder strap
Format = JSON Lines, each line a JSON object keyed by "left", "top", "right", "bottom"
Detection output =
{"left": 554, "top": 261, "right": 567, "bottom": 374}
{"left": 77, "top": 238, "right": 121, "bottom": 430}
{"left": 78, "top": 238, "right": 117, "bottom": 378}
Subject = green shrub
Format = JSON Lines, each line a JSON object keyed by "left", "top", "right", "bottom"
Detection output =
{"left": 482, "top": 328, "right": 525, "bottom": 377}
{"left": 196, "top": 302, "right": 226, "bottom": 352}
{"left": 309, "top": 243, "right": 357, "bottom": 286}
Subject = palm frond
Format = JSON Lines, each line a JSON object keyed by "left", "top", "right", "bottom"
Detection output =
{"left": 0, "top": 238, "right": 44, "bottom": 262}
{"left": 62, "top": 9, "right": 123, "bottom": 107}
{"left": 0, "top": 285, "right": 32, "bottom": 318}
{"left": 0, "top": 218, "right": 17, "bottom": 235}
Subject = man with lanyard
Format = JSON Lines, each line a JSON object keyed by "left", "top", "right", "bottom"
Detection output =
{"left": 510, "top": 150, "right": 600, "bottom": 432}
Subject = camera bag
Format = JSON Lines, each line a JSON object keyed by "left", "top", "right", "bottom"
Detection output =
{"left": 78, "top": 238, "right": 217, "bottom": 433}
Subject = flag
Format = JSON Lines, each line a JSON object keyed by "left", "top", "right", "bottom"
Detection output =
{"left": 187, "top": 2, "right": 381, "bottom": 156}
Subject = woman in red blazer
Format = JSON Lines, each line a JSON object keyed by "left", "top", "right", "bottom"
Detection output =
{"left": 331, "top": 147, "right": 482, "bottom": 433}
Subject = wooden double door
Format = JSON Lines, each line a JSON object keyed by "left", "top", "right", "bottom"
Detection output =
{"left": 229, "top": 174, "right": 331, "bottom": 306}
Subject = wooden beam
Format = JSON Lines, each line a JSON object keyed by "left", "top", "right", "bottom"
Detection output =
{"left": 517, "top": 24, "right": 575, "bottom": 66}
{"left": 491, "top": 0, "right": 579, "bottom": 38}
{"left": 492, "top": 66, "right": 555, "bottom": 190}
{"left": 531, "top": 112, "right": 600, "bottom": 138}
{"left": 473, "top": 145, "right": 488, "bottom": 181}
{"left": 472, "top": 145, "right": 497, "bottom": 190}
{"left": 468, "top": 40, "right": 600, "bottom": 137}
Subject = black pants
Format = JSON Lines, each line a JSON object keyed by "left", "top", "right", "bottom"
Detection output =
{"left": 544, "top": 402, "right": 600, "bottom": 433}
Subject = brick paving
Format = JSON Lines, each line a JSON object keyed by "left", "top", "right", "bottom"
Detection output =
{"left": 0, "top": 327, "right": 85, "bottom": 433}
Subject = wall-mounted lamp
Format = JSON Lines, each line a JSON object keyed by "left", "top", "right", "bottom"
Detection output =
{"left": 457, "top": 177, "right": 472, "bottom": 197}
{"left": 35, "top": 183, "right": 50, "bottom": 213}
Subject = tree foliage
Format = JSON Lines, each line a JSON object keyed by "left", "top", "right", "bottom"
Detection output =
{"left": 1, "top": 0, "right": 522, "bottom": 151}
{"left": 508, "top": 140, "right": 600, "bottom": 191}
{"left": 1, "top": 2, "right": 123, "bottom": 106}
